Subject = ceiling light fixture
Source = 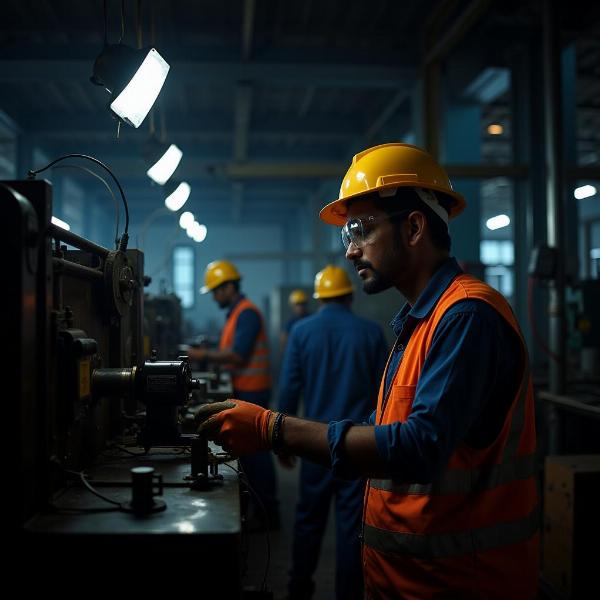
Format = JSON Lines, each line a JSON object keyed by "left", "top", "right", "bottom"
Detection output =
{"left": 487, "top": 124, "right": 503, "bottom": 135}
{"left": 51, "top": 216, "right": 71, "bottom": 231}
{"left": 179, "top": 211, "right": 195, "bottom": 229}
{"left": 90, "top": 44, "right": 169, "bottom": 129}
{"left": 145, "top": 141, "right": 183, "bottom": 185}
{"left": 164, "top": 181, "right": 191, "bottom": 211}
{"left": 574, "top": 185, "right": 596, "bottom": 200}
{"left": 486, "top": 214, "right": 511, "bottom": 230}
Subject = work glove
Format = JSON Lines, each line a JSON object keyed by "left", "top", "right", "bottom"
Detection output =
{"left": 195, "top": 400, "right": 275, "bottom": 456}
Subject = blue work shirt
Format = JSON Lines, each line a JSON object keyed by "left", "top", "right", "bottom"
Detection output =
{"left": 226, "top": 295, "right": 270, "bottom": 401}
{"left": 278, "top": 302, "right": 388, "bottom": 423}
{"left": 328, "top": 257, "right": 521, "bottom": 482}
{"left": 285, "top": 312, "right": 311, "bottom": 334}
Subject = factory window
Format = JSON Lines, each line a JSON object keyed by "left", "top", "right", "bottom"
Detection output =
{"left": 173, "top": 246, "right": 195, "bottom": 309}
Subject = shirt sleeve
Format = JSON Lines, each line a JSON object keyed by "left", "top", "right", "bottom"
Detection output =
{"left": 277, "top": 326, "right": 303, "bottom": 415}
{"left": 373, "top": 303, "right": 510, "bottom": 483}
{"left": 232, "top": 308, "right": 261, "bottom": 362}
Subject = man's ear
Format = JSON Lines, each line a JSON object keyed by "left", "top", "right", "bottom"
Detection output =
{"left": 406, "top": 211, "right": 426, "bottom": 246}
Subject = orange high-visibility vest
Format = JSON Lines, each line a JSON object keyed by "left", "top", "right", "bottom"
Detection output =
{"left": 220, "top": 298, "right": 271, "bottom": 392}
{"left": 363, "top": 274, "right": 539, "bottom": 599}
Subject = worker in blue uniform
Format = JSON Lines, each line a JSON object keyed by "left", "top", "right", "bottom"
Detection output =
{"left": 278, "top": 265, "right": 388, "bottom": 600}
{"left": 188, "top": 260, "right": 279, "bottom": 531}
{"left": 280, "top": 289, "right": 311, "bottom": 352}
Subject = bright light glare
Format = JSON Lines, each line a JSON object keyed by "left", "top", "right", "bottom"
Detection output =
{"left": 179, "top": 211, "right": 195, "bottom": 229}
{"left": 487, "top": 124, "right": 503, "bottom": 135}
{"left": 146, "top": 144, "right": 182, "bottom": 185}
{"left": 574, "top": 185, "right": 597, "bottom": 200}
{"left": 486, "top": 214, "right": 511, "bottom": 230}
{"left": 186, "top": 221, "right": 208, "bottom": 243}
{"left": 165, "top": 182, "right": 191, "bottom": 211}
{"left": 51, "top": 216, "right": 70, "bottom": 231}
{"left": 110, "top": 48, "right": 170, "bottom": 128}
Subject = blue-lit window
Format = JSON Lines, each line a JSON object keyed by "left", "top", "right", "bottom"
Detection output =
{"left": 173, "top": 246, "right": 195, "bottom": 309}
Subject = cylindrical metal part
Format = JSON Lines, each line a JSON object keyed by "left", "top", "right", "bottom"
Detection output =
{"left": 48, "top": 223, "right": 110, "bottom": 258}
{"left": 52, "top": 257, "right": 104, "bottom": 281}
{"left": 92, "top": 367, "right": 136, "bottom": 400}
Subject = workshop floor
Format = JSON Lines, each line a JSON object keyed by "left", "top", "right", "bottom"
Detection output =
{"left": 243, "top": 460, "right": 336, "bottom": 600}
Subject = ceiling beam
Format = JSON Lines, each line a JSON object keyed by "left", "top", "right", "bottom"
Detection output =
{"left": 0, "top": 59, "right": 414, "bottom": 88}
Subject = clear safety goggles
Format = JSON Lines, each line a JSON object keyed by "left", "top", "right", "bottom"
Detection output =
{"left": 341, "top": 210, "right": 411, "bottom": 250}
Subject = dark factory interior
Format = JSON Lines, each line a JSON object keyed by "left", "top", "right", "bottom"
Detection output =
{"left": 4, "top": 1, "right": 600, "bottom": 598}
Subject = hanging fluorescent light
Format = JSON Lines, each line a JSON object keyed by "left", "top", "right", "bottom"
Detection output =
{"left": 51, "top": 216, "right": 70, "bottom": 231}
{"left": 186, "top": 221, "right": 207, "bottom": 243}
{"left": 574, "top": 185, "right": 596, "bottom": 200}
{"left": 146, "top": 144, "right": 183, "bottom": 185}
{"left": 164, "top": 181, "right": 191, "bottom": 211}
{"left": 486, "top": 214, "right": 510, "bottom": 230}
{"left": 179, "top": 211, "right": 195, "bottom": 229}
{"left": 90, "top": 45, "right": 170, "bottom": 128}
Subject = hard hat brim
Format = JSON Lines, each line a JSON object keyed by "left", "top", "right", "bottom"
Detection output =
{"left": 319, "top": 184, "right": 467, "bottom": 226}
{"left": 313, "top": 284, "right": 354, "bottom": 299}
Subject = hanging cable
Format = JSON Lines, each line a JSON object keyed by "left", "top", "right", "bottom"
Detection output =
{"left": 118, "top": 0, "right": 126, "bottom": 44}
{"left": 51, "top": 164, "right": 120, "bottom": 250}
{"left": 28, "top": 153, "right": 130, "bottom": 251}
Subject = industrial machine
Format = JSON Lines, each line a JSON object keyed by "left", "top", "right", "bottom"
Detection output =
{"left": 7, "top": 176, "right": 243, "bottom": 591}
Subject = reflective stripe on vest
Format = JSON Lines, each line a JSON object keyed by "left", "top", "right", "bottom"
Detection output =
{"left": 363, "top": 505, "right": 539, "bottom": 559}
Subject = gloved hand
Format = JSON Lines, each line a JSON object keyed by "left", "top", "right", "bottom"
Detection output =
{"left": 195, "top": 399, "right": 275, "bottom": 456}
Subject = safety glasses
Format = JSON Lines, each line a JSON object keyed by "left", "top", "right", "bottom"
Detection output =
{"left": 341, "top": 210, "right": 411, "bottom": 250}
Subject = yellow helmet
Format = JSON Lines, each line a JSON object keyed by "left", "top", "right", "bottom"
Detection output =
{"left": 289, "top": 290, "right": 308, "bottom": 305}
{"left": 319, "top": 143, "right": 466, "bottom": 226}
{"left": 313, "top": 265, "right": 354, "bottom": 299}
{"left": 200, "top": 260, "right": 241, "bottom": 294}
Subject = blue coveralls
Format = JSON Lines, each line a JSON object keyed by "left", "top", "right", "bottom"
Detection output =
{"left": 278, "top": 303, "right": 388, "bottom": 599}
{"left": 226, "top": 296, "right": 279, "bottom": 524}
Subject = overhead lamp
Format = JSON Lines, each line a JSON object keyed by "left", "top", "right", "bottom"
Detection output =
{"left": 574, "top": 185, "right": 596, "bottom": 200}
{"left": 487, "top": 124, "right": 503, "bottom": 135}
{"left": 164, "top": 181, "right": 191, "bottom": 211}
{"left": 186, "top": 221, "right": 207, "bottom": 243}
{"left": 90, "top": 44, "right": 170, "bottom": 128}
{"left": 179, "top": 211, "right": 195, "bottom": 229}
{"left": 51, "top": 216, "right": 70, "bottom": 231}
{"left": 486, "top": 214, "right": 510, "bottom": 230}
{"left": 144, "top": 139, "right": 183, "bottom": 185}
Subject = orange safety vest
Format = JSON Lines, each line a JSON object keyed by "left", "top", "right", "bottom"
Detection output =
{"left": 363, "top": 274, "right": 539, "bottom": 599}
{"left": 219, "top": 297, "right": 271, "bottom": 392}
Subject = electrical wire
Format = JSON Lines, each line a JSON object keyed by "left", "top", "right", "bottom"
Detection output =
{"left": 27, "top": 153, "right": 130, "bottom": 246}
{"left": 223, "top": 462, "right": 271, "bottom": 592}
{"left": 118, "top": 0, "right": 126, "bottom": 44}
{"left": 527, "top": 276, "right": 561, "bottom": 364}
{"left": 51, "top": 164, "right": 120, "bottom": 249}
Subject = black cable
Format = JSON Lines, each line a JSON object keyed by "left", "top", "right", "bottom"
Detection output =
{"left": 27, "top": 154, "right": 130, "bottom": 248}
{"left": 51, "top": 164, "right": 120, "bottom": 249}
{"left": 118, "top": 0, "right": 125, "bottom": 44}
{"left": 223, "top": 462, "right": 271, "bottom": 592}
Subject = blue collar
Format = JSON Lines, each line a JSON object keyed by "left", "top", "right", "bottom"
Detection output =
{"left": 390, "top": 257, "right": 463, "bottom": 336}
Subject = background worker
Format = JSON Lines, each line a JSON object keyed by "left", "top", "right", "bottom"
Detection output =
{"left": 188, "top": 259, "right": 279, "bottom": 530}
{"left": 280, "top": 289, "right": 311, "bottom": 352}
{"left": 197, "top": 144, "right": 538, "bottom": 599}
{"left": 278, "top": 265, "right": 387, "bottom": 600}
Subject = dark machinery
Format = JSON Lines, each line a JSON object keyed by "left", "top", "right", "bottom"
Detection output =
{"left": 7, "top": 178, "right": 242, "bottom": 592}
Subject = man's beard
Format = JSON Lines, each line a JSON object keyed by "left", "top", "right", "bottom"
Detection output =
{"left": 353, "top": 259, "right": 394, "bottom": 295}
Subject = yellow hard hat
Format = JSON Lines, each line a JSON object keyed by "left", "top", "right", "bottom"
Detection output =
{"left": 313, "top": 265, "right": 354, "bottom": 299}
{"left": 289, "top": 290, "right": 308, "bottom": 305}
{"left": 319, "top": 143, "right": 466, "bottom": 226}
{"left": 200, "top": 260, "right": 241, "bottom": 294}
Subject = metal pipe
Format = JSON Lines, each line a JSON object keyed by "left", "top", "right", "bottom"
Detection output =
{"left": 48, "top": 223, "right": 110, "bottom": 258}
{"left": 543, "top": 0, "right": 567, "bottom": 452}
{"left": 52, "top": 257, "right": 104, "bottom": 281}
